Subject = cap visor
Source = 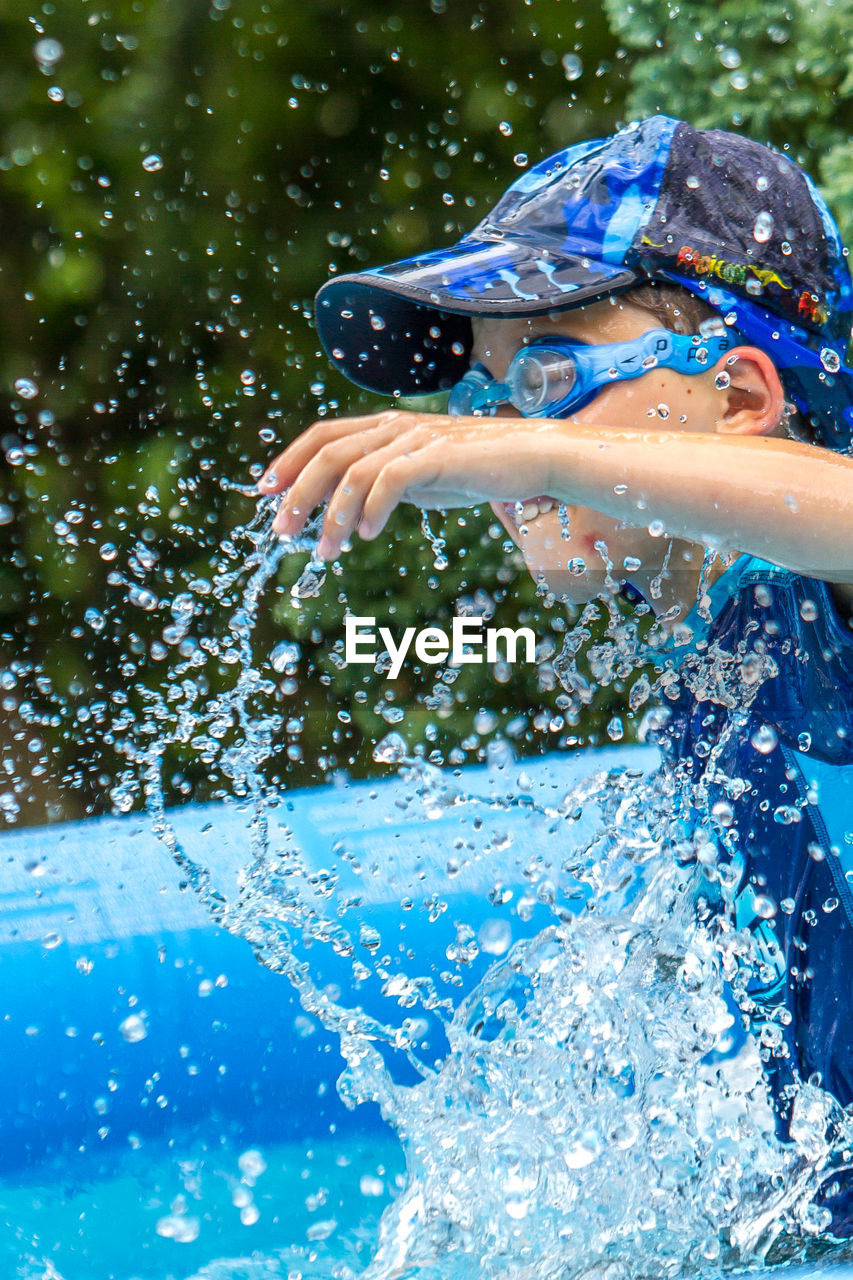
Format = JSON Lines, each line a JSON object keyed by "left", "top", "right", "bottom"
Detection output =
{"left": 315, "top": 236, "right": 639, "bottom": 396}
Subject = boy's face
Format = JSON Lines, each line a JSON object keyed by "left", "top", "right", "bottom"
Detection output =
{"left": 470, "top": 295, "right": 744, "bottom": 606}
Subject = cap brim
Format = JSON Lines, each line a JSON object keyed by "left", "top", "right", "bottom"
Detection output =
{"left": 314, "top": 236, "right": 640, "bottom": 396}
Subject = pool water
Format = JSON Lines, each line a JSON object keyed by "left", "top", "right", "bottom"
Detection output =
{"left": 1, "top": 1132, "right": 405, "bottom": 1280}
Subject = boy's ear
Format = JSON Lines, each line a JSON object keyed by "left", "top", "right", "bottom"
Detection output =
{"left": 714, "top": 346, "right": 786, "bottom": 436}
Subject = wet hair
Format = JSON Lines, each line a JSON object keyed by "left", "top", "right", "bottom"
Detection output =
{"left": 622, "top": 279, "right": 809, "bottom": 443}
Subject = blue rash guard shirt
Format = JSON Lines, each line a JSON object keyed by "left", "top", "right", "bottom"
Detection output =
{"left": 649, "top": 555, "right": 853, "bottom": 1233}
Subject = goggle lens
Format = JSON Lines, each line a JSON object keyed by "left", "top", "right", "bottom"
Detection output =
{"left": 508, "top": 350, "right": 578, "bottom": 415}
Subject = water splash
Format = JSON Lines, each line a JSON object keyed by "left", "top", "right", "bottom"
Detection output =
{"left": 112, "top": 487, "right": 853, "bottom": 1280}
{"left": 421, "top": 509, "right": 449, "bottom": 570}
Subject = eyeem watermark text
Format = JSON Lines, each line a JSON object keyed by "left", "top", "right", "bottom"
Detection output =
{"left": 344, "top": 615, "right": 537, "bottom": 679}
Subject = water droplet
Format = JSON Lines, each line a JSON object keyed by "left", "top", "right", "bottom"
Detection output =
{"left": 799, "top": 598, "right": 818, "bottom": 622}
{"left": 240, "top": 369, "right": 256, "bottom": 386}
{"left": 479, "top": 919, "right": 512, "bottom": 955}
{"left": 711, "top": 800, "right": 734, "bottom": 827}
{"left": 798, "top": 731, "right": 812, "bottom": 752}
{"left": 720, "top": 47, "right": 742, "bottom": 68}
{"left": 238, "top": 1148, "right": 267, "bottom": 1181}
{"left": 156, "top": 1214, "right": 200, "bottom": 1243}
{"left": 561, "top": 53, "right": 583, "bottom": 81}
{"left": 110, "top": 781, "right": 137, "bottom": 813}
{"left": 781, "top": 240, "right": 792, "bottom": 256}
{"left": 360, "top": 1174, "right": 385, "bottom": 1197}
{"left": 513, "top": 153, "right": 528, "bottom": 168}
{"left": 647, "top": 520, "right": 666, "bottom": 538}
{"left": 373, "top": 731, "right": 408, "bottom": 763}
{"left": 656, "top": 403, "right": 670, "bottom": 419}
{"left": 750, "top": 724, "right": 778, "bottom": 754}
{"left": 47, "top": 85, "right": 64, "bottom": 102}
{"left": 685, "top": 175, "right": 700, "bottom": 190}
{"left": 142, "top": 153, "right": 164, "bottom": 173}
{"left": 120, "top": 1013, "right": 148, "bottom": 1042}
{"left": 370, "top": 314, "right": 386, "bottom": 331}
{"left": 34, "top": 38, "right": 64, "bottom": 70}
{"left": 0, "top": 504, "right": 13, "bottom": 526}
{"left": 84, "top": 607, "right": 106, "bottom": 633}
{"left": 714, "top": 371, "right": 731, "bottom": 390}
{"left": 606, "top": 716, "right": 624, "bottom": 742}
{"left": 820, "top": 348, "right": 841, "bottom": 373}
{"left": 773, "top": 804, "right": 802, "bottom": 826}
{"left": 13, "top": 377, "right": 38, "bottom": 400}
{"left": 753, "top": 212, "right": 774, "bottom": 244}
{"left": 751, "top": 894, "right": 777, "bottom": 918}
{"left": 128, "top": 585, "right": 159, "bottom": 611}
{"left": 780, "top": 897, "right": 796, "bottom": 914}
{"left": 823, "top": 896, "right": 839, "bottom": 914}
{"left": 306, "top": 1218, "right": 338, "bottom": 1242}
{"left": 270, "top": 640, "right": 301, "bottom": 672}
{"left": 498, "top": 120, "right": 513, "bottom": 137}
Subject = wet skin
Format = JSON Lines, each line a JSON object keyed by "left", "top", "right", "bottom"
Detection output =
{"left": 260, "top": 295, "right": 853, "bottom": 625}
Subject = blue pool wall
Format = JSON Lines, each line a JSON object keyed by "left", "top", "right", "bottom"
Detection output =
{"left": 0, "top": 744, "right": 660, "bottom": 1170}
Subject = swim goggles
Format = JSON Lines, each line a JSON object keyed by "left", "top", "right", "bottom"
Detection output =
{"left": 446, "top": 321, "right": 740, "bottom": 419}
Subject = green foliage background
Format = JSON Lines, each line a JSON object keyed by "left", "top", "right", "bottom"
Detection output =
{"left": 0, "top": 0, "right": 849, "bottom": 825}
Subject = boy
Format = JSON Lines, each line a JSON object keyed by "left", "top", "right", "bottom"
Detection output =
{"left": 260, "top": 116, "right": 853, "bottom": 1230}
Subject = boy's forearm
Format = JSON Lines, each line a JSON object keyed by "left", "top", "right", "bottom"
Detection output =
{"left": 543, "top": 425, "right": 853, "bottom": 582}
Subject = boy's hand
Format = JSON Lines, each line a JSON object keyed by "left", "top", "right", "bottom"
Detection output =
{"left": 258, "top": 409, "right": 558, "bottom": 560}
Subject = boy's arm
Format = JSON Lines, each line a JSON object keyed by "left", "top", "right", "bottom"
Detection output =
{"left": 539, "top": 422, "right": 853, "bottom": 587}
{"left": 261, "top": 410, "right": 853, "bottom": 586}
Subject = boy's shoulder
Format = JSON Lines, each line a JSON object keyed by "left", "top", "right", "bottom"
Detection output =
{"left": 733, "top": 557, "right": 853, "bottom": 645}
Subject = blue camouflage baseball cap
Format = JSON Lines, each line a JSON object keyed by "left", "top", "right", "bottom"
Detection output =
{"left": 314, "top": 115, "right": 853, "bottom": 451}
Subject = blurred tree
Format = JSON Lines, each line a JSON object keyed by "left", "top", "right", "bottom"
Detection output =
{"left": 605, "top": 0, "right": 853, "bottom": 281}
{"left": 0, "top": 0, "right": 632, "bottom": 825}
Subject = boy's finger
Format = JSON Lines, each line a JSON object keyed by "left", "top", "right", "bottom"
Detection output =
{"left": 315, "top": 431, "right": 435, "bottom": 556}
{"left": 271, "top": 419, "right": 420, "bottom": 536}
{"left": 257, "top": 411, "right": 416, "bottom": 494}
{"left": 357, "top": 453, "right": 441, "bottom": 542}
